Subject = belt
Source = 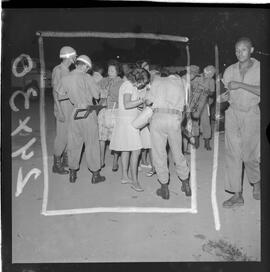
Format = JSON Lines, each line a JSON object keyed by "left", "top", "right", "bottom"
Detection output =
{"left": 229, "top": 103, "right": 258, "bottom": 112}
{"left": 153, "top": 108, "right": 182, "bottom": 115}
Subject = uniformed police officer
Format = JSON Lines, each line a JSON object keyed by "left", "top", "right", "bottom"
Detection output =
{"left": 146, "top": 73, "right": 191, "bottom": 200}
{"left": 52, "top": 46, "right": 77, "bottom": 174}
{"left": 190, "top": 65, "right": 216, "bottom": 150}
{"left": 56, "top": 55, "right": 105, "bottom": 184}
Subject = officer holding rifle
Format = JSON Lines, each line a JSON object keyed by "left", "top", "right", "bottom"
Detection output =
{"left": 56, "top": 55, "right": 106, "bottom": 184}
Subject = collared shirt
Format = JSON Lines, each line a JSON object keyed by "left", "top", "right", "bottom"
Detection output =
{"left": 52, "top": 63, "right": 70, "bottom": 100}
{"left": 147, "top": 75, "right": 186, "bottom": 111}
{"left": 223, "top": 58, "right": 260, "bottom": 109}
{"left": 56, "top": 69, "right": 101, "bottom": 107}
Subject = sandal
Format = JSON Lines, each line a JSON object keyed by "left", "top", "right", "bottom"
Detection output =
{"left": 146, "top": 170, "right": 156, "bottom": 177}
{"left": 131, "top": 183, "right": 144, "bottom": 192}
{"left": 121, "top": 179, "right": 132, "bottom": 184}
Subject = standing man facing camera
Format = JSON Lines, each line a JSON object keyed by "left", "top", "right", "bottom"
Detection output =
{"left": 220, "top": 37, "right": 260, "bottom": 208}
{"left": 52, "top": 46, "right": 77, "bottom": 175}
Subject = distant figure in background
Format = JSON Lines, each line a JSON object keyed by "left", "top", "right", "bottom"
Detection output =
{"left": 220, "top": 37, "right": 260, "bottom": 208}
{"left": 98, "top": 60, "right": 123, "bottom": 171}
{"left": 190, "top": 65, "right": 216, "bottom": 150}
{"left": 181, "top": 65, "right": 200, "bottom": 154}
{"left": 110, "top": 68, "right": 150, "bottom": 192}
{"left": 56, "top": 55, "right": 105, "bottom": 184}
{"left": 145, "top": 72, "right": 191, "bottom": 200}
{"left": 51, "top": 46, "right": 77, "bottom": 175}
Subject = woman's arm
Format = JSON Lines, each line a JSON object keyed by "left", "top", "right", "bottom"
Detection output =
{"left": 123, "top": 93, "right": 144, "bottom": 109}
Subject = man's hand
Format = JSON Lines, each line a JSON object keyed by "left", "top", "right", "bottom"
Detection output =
{"left": 227, "top": 81, "right": 241, "bottom": 90}
{"left": 216, "top": 90, "right": 230, "bottom": 103}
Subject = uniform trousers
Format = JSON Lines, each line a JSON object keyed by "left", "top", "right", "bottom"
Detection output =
{"left": 67, "top": 110, "right": 101, "bottom": 171}
{"left": 224, "top": 105, "right": 260, "bottom": 192}
{"left": 54, "top": 100, "right": 73, "bottom": 156}
{"left": 150, "top": 112, "right": 190, "bottom": 184}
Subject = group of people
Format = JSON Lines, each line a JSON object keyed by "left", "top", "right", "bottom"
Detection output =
{"left": 51, "top": 36, "right": 260, "bottom": 207}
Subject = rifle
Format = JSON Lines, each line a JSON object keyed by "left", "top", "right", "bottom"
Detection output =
{"left": 74, "top": 105, "right": 106, "bottom": 120}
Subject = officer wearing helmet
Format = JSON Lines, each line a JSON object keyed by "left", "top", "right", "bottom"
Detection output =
{"left": 52, "top": 46, "right": 77, "bottom": 174}
{"left": 56, "top": 55, "right": 105, "bottom": 184}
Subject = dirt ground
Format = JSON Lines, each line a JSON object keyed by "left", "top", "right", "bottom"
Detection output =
{"left": 11, "top": 94, "right": 260, "bottom": 263}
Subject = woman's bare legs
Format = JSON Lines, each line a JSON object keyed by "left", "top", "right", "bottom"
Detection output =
{"left": 130, "top": 149, "right": 143, "bottom": 191}
{"left": 121, "top": 151, "right": 132, "bottom": 183}
{"left": 112, "top": 151, "right": 120, "bottom": 171}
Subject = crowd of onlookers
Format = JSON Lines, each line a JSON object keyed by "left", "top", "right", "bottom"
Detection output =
{"left": 52, "top": 36, "right": 260, "bottom": 205}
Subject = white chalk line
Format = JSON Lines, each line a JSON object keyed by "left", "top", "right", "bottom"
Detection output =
{"left": 190, "top": 146, "right": 198, "bottom": 213}
{"left": 211, "top": 130, "right": 221, "bottom": 231}
{"left": 39, "top": 33, "right": 197, "bottom": 216}
{"left": 42, "top": 207, "right": 197, "bottom": 216}
{"left": 38, "top": 36, "right": 50, "bottom": 215}
{"left": 211, "top": 46, "right": 221, "bottom": 231}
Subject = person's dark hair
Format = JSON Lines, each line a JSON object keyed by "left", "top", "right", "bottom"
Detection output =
{"left": 236, "top": 37, "right": 253, "bottom": 47}
{"left": 126, "top": 68, "right": 150, "bottom": 90}
{"left": 107, "top": 59, "right": 122, "bottom": 76}
{"left": 93, "top": 63, "right": 105, "bottom": 75}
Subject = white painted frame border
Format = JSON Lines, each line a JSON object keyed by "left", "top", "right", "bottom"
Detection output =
{"left": 37, "top": 31, "right": 198, "bottom": 216}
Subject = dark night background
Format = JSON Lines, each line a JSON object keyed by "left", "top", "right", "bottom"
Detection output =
{"left": 2, "top": 6, "right": 270, "bottom": 72}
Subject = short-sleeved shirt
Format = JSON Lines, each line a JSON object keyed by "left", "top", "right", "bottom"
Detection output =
{"left": 56, "top": 69, "right": 100, "bottom": 107}
{"left": 147, "top": 75, "right": 186, "bottom": 111}
{"left": 52, "top": 63, "right": 70, "bottom": 100}
{"left": 223, "top": 58, "right": 260, "bottom": 109}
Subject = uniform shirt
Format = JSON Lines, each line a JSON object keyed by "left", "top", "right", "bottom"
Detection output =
{"left": 52, "top": 63, "right": 70, "bottom": 100}
{"left": 223, "top": 58, "right": 260, "bottom": 109}
{"left": 56, "top": 69, "right": 100, "bottom": 107}
{"left": 147, "top": 75, "right": 186, "bottom": 111}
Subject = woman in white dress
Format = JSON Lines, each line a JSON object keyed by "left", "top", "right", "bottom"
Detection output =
{"left": 110, "top": 68, "right": 150, "bottom": 192}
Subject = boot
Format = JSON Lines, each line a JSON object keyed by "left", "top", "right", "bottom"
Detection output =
{"left": 204, "top": 138, "right": 212, "bottom": 151}
{"left": 62, "top": 151, "right": 68, "bottom": 168}
{"left": 194, "top": 136, "right": 200, "bottom": 149}
{"left": 156, "top": 182, "right": 170, "bottom": 200}
{"left": 52, "top": 155, "right": 69, "bottom": 174}
{"left": 180, "top": 177, "right": 192, "bottom": 197}
{"left": 69, "top": 169, "right": 77, "bottom": 183}
{"left": 91, "top": 170, "right": 106, "bottom": 184}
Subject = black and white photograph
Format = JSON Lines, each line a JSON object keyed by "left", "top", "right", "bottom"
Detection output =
{"left": 1, "top": 3, "right": 270, "bottom": 271}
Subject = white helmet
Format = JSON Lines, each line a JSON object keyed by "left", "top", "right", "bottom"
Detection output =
{"left": 59, "top": 46, "right": 77, "bottom": 59}
{"left": 77, "top": 55, "right": 92, "bottom": 68}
